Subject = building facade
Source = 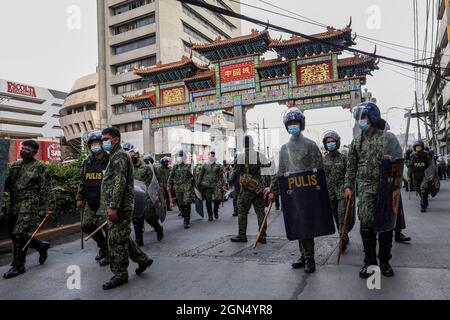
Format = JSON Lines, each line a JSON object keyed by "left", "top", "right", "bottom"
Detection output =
{"left": 59, "top": 73, "right": 100, "bottom": 142}
{"left": 425, "top": 0, "right": 450, "bottom": 155}
{"left": 0, "top": 79, "right": 66, "bottom": 139}
{"left": 97, "top": 0, "right": 241, "bottom": 154}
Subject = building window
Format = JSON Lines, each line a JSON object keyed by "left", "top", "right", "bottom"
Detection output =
{"left": 117, "top": 121, "right": 143, "bottom": 133}
{"left": 88, "top": 121, "right": 94, "bottom": 130}
{"left": 85, "top": 104, "right": 96, "bottom": 111}
{"left": 75, "top": 123, "right": 81, "bottom": 133}
{"left": 112, "top": 0, "right": 154, "bottom": 16}
{"left": 114, "top": 80, "right": 151, "bottom": 94}
{"left": 182, "top": 5, "right": 230, "bottom": 39}
{"left": 182, "top": 22, "right": 213, "bottom": 44}
{"left": 51, "top": 103, "right": 63, "bottom": 107}
{"left": 114, "top": 14, "right": 155, "bottom": 35}
{"left": 52, "top": 114, "right": 61, "bottom": 118}
{"left": 113, "top": 103, "right": 141, "bottom": 114}
{"left": 52, "top": 125, "right": 61, "bottom": 129}
{"left": 197, "top": 0, "right": 236, "bottom": 31}
{"left": 115, "top": 56, "right": 156, "bottom": 75}
{"left": 114, "top": 35, "right": 155, "bottom": 55}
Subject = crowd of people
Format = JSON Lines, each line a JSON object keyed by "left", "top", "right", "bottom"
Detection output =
{"left": 2, "top": 101, "right": 444, "bottom": 290}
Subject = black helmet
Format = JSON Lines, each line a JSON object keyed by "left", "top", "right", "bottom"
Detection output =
{"left": 122, "top": 142, "right": 135, "bottom": 152}
{"left": 87, "top": 131, "right": 102, "bottom": 147}
{"left": 160, "top": 156, "right": 170, "bottom": 167}
{"left": 143, "top": 154, "right": 154, "bottom": 165}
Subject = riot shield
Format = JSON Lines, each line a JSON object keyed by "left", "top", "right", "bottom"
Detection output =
{"left": 0, "top": 139, "right": 9, "bottom": 210}
{"left": 194, "top": 188, "right": 204, "bottom": 218}
{"left": 424, "top": 161, "right": 440, "bottom": 197}
{"left": 278, "top": 169, "right": 335, "bottom": 241}
{"left": 148, "top": 163, "right": 167, "bottom": 222}
{"left": 133, "top": 179, "right": 147, "bottom": 219}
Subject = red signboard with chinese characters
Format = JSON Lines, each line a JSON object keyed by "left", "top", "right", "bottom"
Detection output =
{"left": 7, "top": 81, "right": 37, "bottom": 97}
{"left": 161, "top": 86, "right": 186, "bottom": 105}
{"left": 298, "top": 61, "right": 332, "bottom": 86}
{"left": 220, "top": 61, "right": 255, "bottom": 83}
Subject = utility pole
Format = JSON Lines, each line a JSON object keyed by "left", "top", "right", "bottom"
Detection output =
{"left": 404, "top": 109, "right": 412, "bottom": 153}
{"left": 257, "top": 118, "right": 261, "bottom": 153}
{"left": 262, "top": 118, "right": 269, "bottom": 157}
{"left": 414, "top": 91, "right": 422, "bottom": 141}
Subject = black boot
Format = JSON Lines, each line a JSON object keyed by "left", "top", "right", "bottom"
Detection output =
{"left": 135, "top": 259, "right": 154, "bottom": 275}
{"left": 291, "top": 256, "right": 306, "bottom": 269}
{"left": 3, "top": 236, "right": 26, "bottom": 279}
{"left": 96, "top": 247, "right": 107, "bottom": 261}
{"left": 359, "top": 229, "right": 378, "bottom": 279}
{"left": 378, "top": 230, "right": 394, "bottom": 277}
{"left": 147, "top": 217, "right": 164, "bottom": 241}
{"left": 395, "top": 231, "right": 411, "bottom": 243}
{"left": 206, "top": 201, "right": 213, "bottom": 221}
{"left": 133, "top": 220, "right": 144, "bottom": 246}
{"left": 213, "top": 201, "right": 220, "bottom": 219}
{"left": 98, "top": 253, "right": 110, "bottom": 266}
{"left": 30, "top": 238, "right": 50, "bottom": 265}
{"left": 230, "top": 236, "right": 248, "bottom": 242}
{"left": 102, "top": 276, "right": 128, "bottom": 290}
{"left": 183, "top": 206, "right": 191, "bottom": 229}
{"left": 92, "top": 230, "right": 107, "bottom": 260}
{"left": 304, "top": 259, "right": 316, "bottom": 274}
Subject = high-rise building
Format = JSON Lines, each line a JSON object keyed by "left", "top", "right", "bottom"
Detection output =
{"left": 59, "top": 73, "right": 100, "bottom": 143}
{"left": 0, "top": 79, "right": 66, "bottom": 139}
{"left": 97, "top": 0, "right": 241, "bottom": 154}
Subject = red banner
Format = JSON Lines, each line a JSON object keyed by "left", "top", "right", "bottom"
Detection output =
{"left": 7, "top": 81, "right": 37, "bottom": 97}
{"left": 298, "top": 61, "right": 332, "bottom": 86}
{"left": 220, "top": 61, "right": 254, "bottom": 83}
{"left": 42, "top": 142, "right": 61, "bottom": 161}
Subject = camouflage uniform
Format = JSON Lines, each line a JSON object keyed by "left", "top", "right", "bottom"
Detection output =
{"left": 168, "top": 162, "right": 194, "bottom": 226}
{"left": 230, "top": 149, "right": 270, "bottom": 240}
{"left": 132, "top": 159, "right": 162, "bottom": 243}
{"left": 77, "top": 153, "right": 109, "bottom": 258}
{"left": 323, "top": 151, "right": 347, "bottom": 241}
{"left": 4, "top": 159, "right": 53, "bottom": 270}
{"left": 198, "top": 162, "right": 224, "bottom": 220}
{"left": 408, "top": 151, "right": 431, "bottom": 209}
{"left": 100, "top": 143, "right": 150, "bottom": 281}
{"left": 344, "top": 129, "right": 402, "bottom": 266}
{"left": 270, "top": 134, "right": 323, "bottom": 261}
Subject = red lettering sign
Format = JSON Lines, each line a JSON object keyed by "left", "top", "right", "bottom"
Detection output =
{"left": 7, "top": 81, "right": 37, "bottom": 97}
{"left": 220, "top": 61, "right": 254, "bottom": 83}
{"left": 42, "top": 142, "right": 61, "bottom": 161}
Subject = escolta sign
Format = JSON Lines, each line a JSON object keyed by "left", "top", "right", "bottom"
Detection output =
{"left": 7, "top": 81, "right": 37, "bottom": 97}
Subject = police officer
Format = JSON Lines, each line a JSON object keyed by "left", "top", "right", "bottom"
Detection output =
{"left": 143, "top": 154, "right": 154, "bottom": 165}
{"left": 197, "top": 151, "right": 224, "bottom": 221}
{"left": 76, "top": 131, "right": 110, "bottom": 266}
{"left": 408, "top": 140, "right": 431, "bottom": 212}
{"left": 322, "top": 130, "right": 349, "bottom": 250}
{"left": 230, "top": 135, "right": 271, "bottom": 243}
{"left": 3, "top": 140, "right": 53, "bottom": 279}
{"left": 168, "top": 150, "right": 194, "bottom": 229}
{"left": 155, "top": 156, "right": 172, "bottom": 211}
{"left": 344, "top": 102, "right": 402, "bottom": 278}
{"left": 129, "top": 149, "right": 164, "bottom": 245}
{"left": 100, "top": 127, "right": 153, "bottom": 290}
{"left": 267, "top": 108, "right": 323, "bottom": 273}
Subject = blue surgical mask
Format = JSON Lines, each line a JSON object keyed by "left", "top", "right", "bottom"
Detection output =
{"left": 287, "top": 125, "right": 301, "bottom": 136}
{"left": 358, "top": 119, "right": 370, "bottom": 131}
{"left": 102, "top": 140, "right": 112, "bottom": 152}
{"left": 91, "top": 145, "right": 102, "bottom": 154}
{"left": 326, "top": 142, "right": 337, "bottom": 151}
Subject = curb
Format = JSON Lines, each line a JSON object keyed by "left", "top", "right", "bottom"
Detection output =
{"left": 0, "top": 222, "right": 81, "bottom": 254}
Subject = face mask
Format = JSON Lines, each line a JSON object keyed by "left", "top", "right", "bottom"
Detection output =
{"left": 287, "top": 125, "right": 301, "bottom": 135}
{"left": 20, "top": 150, "right": 34, "bottom": 162}
{"left": 176, "top": 157, "right": 183, "bottom": 164}
{"left": 91, "top": 145, "right": 102, "bottom": 154}
{"left": 358, "top": 119, "right": 370, "bottom": 131}
{"left": 102, "top": 140, "right": 112, "bottom": 152}
{"left": 132, "top": 157, "right": 139, "bottom": 165}
{"left": 326, "top": 142, "right": 337, "bottom": 151}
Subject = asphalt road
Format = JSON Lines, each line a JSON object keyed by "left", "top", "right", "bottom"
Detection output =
{"left": 1, "top": 181, "right": 449, "bottom": 300}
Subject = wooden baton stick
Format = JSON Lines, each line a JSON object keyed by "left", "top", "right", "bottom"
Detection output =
{"left": 22, "top": 212, "right": 51, "bottom": 252}
{"left": 337, "top": 198, "right": 352, "bottom": 264}
{"left": 84, "top": 220, "right": 108, "bottom": 242}
{"left": 253, "top": 201, "right": 273, "bottom": 250}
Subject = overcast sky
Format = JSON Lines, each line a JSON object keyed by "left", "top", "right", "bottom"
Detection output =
{"left": 0, "top": 0, "right": 431, "bottom": 149}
